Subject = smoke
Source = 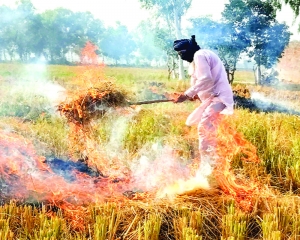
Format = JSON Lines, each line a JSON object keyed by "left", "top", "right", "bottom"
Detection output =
{"left": 251, "top": 92, "right": 275, "bottom": 109}
{"left": 23, "top": 60, "right": 67, "bottom": 109}
{"left": 1, "top": 60, "right": 67, "bottom": 118}
{"left": 130, "top": 143, "right": 211, "bottom": 198}
{"left": 156, "top": 155, "right": 212, "bottom": 199}
{"left": 106, "top": 113, "right": 133, "bottom": 157}
{"left": 131, "top": 144, "right": 190, "bottom": 191}
{"left": 250, "top": 91, "right": 300, "bottom": 115}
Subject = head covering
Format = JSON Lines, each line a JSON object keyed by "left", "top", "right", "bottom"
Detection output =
{"left": 173, "top": 35, "right": 200, "bottom": 63}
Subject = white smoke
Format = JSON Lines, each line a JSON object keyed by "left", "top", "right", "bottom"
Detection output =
{"left": 130, "top": 143, "right": 211, "bottom": 198}
{"left": 4, "top": 60, "right": 67, "bottom": 115}
{"left": 105, "top": 109, "right": 137, "bottom": 158}
{"left": 251, "top": 92, "right": 274, "bottom": 109}
{"left": 156, "top": 155, "right": 212, "bottom": 198}
{"left": 250, "top": 91, "right": 300, "bottom": 114}
{"left": 130, "top": 144, "right": 189, "bottom": 191}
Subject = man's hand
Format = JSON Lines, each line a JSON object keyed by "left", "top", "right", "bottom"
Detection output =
{"left": 189, "top": 95, "right": 200, "bottom": 101}
{"left": 173, "top": 94, "right": 189, "bottom": 103}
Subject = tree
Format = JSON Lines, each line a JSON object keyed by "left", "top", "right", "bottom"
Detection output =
{"left": 217, "top": 24, "right": 250, "bottom": 84}
{"left": 100, "top": 23, "right": 136, "bottom": 65}
{"left": 40, "top": 8, "right": 105, "bottom": 64}
{"left": 40, "top": 8, "right": 74, "bottom": 63}
{"left": 270, "top": 0, "right": 300, "bottom": 15}
{"left": 0, "top": 0, "right": 106, "bottom": 63}
{"left": 138, "top": 0, "right": 192, "bottom": 80}
{"left": 14, "top": 0, "right": 36, "bottom": 61}
{"left": 223, "top": 0, "right": 291, "bottom": 85}
{"left": 188, "top": 17, "right": 250, "bottom": 84}
{"left": 153, "top": 27, "right": 177, "bottom": 78}
{"left": 27, "top": 14, "right": 47, "bottom": 60}
{"left": 188, "top": 17, "right": 225, "bottom": 49}
{"left": 0, "top": 0, "right": 37, "bottom": 61}
{"left": 0, "top": 5, "right": 14, "bottom": 60}
{"left": 66, "top": 12, "right": 104, "bottom": 53}
{"left": 132, "top": 21, "right": 162, "bottom": 66}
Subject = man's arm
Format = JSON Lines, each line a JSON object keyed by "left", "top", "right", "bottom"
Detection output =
{"left": 184, "top": 53, "right": 215, "bottom": 100}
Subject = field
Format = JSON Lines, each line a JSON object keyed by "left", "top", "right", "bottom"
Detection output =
{"left": 1, "top": 63, "right": 300, "bottom": 239}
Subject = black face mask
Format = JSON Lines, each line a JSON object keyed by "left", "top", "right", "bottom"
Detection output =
{"left": 178, "top": 49, "right": 195, "bottom": 63}
{"left": 173, "top": 35, "right": 200, "bottom": 63}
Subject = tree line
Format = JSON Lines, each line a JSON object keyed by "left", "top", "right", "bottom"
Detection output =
{"left": 0, "top": 0, "right": 297, "bottom": 84}
{"left": 0, "top": 0, "right": 157, "bottom": 65}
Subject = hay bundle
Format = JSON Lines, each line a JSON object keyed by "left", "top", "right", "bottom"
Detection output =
{"left": 57, "top": 82, "right": 128, "bottom": 125}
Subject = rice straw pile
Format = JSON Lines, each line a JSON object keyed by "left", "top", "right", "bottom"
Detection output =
{"left": 57, "top": 82, "right": 128, "bottom": 125}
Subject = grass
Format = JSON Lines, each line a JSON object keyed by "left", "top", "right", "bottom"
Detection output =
{"left": 1, "top": 63, "right": 300, "bottom": 239}
{"left": 233, "top": 69, "right": 255, "bottom": 84}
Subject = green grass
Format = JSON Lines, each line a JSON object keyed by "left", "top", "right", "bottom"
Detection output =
{"left": 233, "top": 69, "right": 255, "bottom": 84}
{"left": 0, "top": 63, "right": 76, "bottom": 80}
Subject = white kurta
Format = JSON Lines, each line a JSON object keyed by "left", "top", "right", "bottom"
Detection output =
{"left": 184, "top": 49, "right": 234, "bottom": 126}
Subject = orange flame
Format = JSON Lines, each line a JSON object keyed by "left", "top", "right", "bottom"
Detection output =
{"left": 0, "top": 129, "right": 132, "bottom": 220}
{"left": 0, "top": 55, "right": 272, "bottom": 233}
{"left": 80, "top": 41, "right": 100, "bottom": 65}
{"left": 214, "top": 119, "right": 262, "bottom": 211}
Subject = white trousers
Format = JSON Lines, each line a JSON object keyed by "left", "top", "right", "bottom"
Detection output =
{"left": 197, "top": 101, "right": 226, "bottom": 153}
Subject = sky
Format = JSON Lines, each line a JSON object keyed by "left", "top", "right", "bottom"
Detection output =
{"left": 1, "top": 0, "right": 299, "bottom": 39}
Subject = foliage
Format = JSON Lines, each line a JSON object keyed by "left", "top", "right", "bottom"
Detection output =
{"left": 270, "top": 0, "right": 300, "bottom": 15}
{"left": 222, "top": 0, "right": 291, "bottom": 85}
{"left": 138, "top": 0, "right": 193, "bottom": 79}
{"left": 0, "top": 0, "right": 36, "bottom": 61}
{"left": 132, "top": 21, "right": 162, "bottom": 66}
{"left": 188, "top": 1, "right": 292, "bottom": 85}
{"left": 188, "top": 17, "right": 250, "bottom": 84}
{"left": 139, "top": 0, "right": 192, "bottom": 31}
{"left": 39, "top": 8, "right": 104, "bottom": 64}
{"left": 100, "top": 23, "right": 136, "bottom": 65}
{"left": 153, "top": 26, "right": 178, "bottom": 78}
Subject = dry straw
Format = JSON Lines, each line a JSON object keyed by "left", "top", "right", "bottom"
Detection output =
{"left": 57, "top": 81, "right": 128, "bottom": 125}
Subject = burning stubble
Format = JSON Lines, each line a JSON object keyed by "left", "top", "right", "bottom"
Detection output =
{"left": 0, "top": 80, "right": 267, "bottom": 212}
{"left": 0, "top": 62, "right": 278, "bottom": 215}
{"left": 130, "top": 144, "right": 211, "bottom": 198}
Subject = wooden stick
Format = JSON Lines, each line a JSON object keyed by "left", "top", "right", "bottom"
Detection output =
{"left": 129, "top": 99, "right": 173, "bottom": 105}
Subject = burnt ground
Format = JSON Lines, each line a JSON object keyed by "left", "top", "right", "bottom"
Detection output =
{"left": 232, "top": 85, "right": 300, "bottom": 116}
{"left": 46, "top": 157, "right": 105, "bottom": 181}
{"left": 233, "top": 95, "right": 300, "bottom": 116}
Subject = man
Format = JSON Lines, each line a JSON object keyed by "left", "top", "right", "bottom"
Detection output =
{"left": 173, "top": 35, "right": 234, "bottom": 165}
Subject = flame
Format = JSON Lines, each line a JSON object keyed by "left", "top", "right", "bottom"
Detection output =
{"left": 0, "top": 50, "right": 273, "bottom": 232}
{"left": 214, "top": 119, "right": 262, "bottom": 211}
{"left": 1, "top": 101, "right": 268, "bottom": 231}
{"left": 152, "top": 115, "right": 269, "bottom": 212}
{"left": 156, "top": 171, "right": 211, "bottom": 198}
{"left": 0, "top": 129, "right": 132, "bottom": 222}
{"left": 106, "top": 81, "right": 270, "bottom": 211}
{"left": 80, "top": 41, "right": 100, "bottom": 65}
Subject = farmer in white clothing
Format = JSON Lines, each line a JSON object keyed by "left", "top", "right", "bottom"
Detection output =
{"left": 173, "top": 35, "right": 234, "bottom": 165}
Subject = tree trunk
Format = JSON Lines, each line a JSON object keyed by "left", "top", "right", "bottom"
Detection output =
{"left": 254, "top": 53, "right": 262, "bottom": 85}
{"left": 256, "top": 65, "right": 262, "bottom": 85}
{"left": 173, "top": 5, "right": 184, "bottom": 80}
